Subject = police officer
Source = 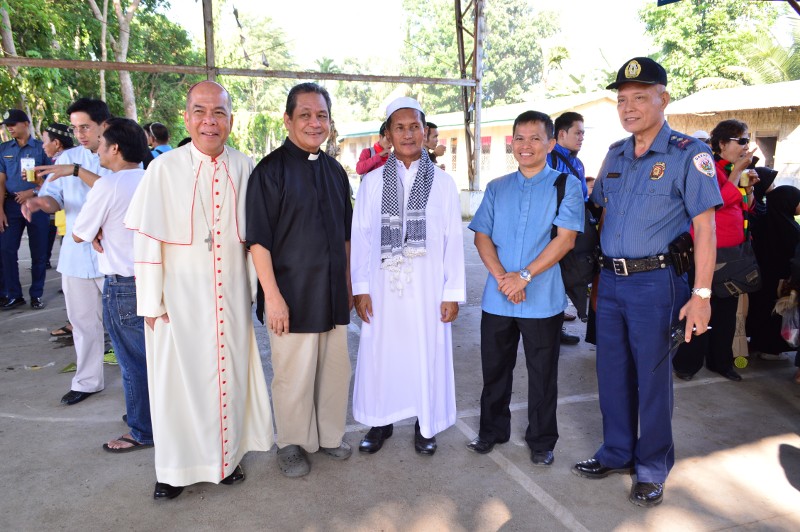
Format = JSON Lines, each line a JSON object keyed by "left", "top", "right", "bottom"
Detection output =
{"left": 571, "top": 58, "right": 722, "bottom": 507}
{"left": 0, "top": 109, "right": 50, "bottom": 310}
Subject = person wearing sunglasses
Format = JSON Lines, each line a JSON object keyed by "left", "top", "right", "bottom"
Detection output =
{"left": 673, "top": 119, "right": 759, "bottom": 383}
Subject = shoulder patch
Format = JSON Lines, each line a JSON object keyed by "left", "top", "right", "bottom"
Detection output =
{"left": 608, "top": 138, "right": 626, "bottom": 150}
{"left": 668, "top": 135, "right": 693, "bottom": 150}
{"left": 692, "top": 152, "right": 715, "bottom": 178}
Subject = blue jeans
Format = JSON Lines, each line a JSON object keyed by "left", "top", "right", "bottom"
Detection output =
{"left": 1, "top": 199, "right": 48, "bottom": 298}
{"left": 103, "top": 275, "right": 152, "bottom": 444}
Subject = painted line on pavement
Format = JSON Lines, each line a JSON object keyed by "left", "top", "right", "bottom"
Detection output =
{"left": 455, "top": 419, "right": 590, "bottom": 532}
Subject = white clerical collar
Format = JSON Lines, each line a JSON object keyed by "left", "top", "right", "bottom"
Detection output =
{"left": 190, "top": 142, "right": 227, "bottom": 163}
{"left": 396, "top": 158, "right": 420, "bottom": 172}
{"left": 308, "top": 152, "right": 319, "bottom": 161}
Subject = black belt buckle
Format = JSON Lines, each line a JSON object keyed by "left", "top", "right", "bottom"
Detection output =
{"left": 612, "top": 258, "right": 628, "bottom": 276}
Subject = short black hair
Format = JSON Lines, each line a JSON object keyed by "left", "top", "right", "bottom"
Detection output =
{"left": 285, "top": 82, "right": 331, "bottom": 118}
{"left": 177, "top": 137, "right": 192, "bottom": 147}
{"left": 102, "top": 117, "right": 150, "bottom": 164}
{"left": 379, "top": 121, "right": 387, "bottom": 137}
{"left": 147, "top": 122, "right": 170, "bottom": 143}
{"left": 66, "top": 98, "right": 111, "bottom": 125}
{"left": 710, "top": 119, "right": 748, "bottom": 156}
{"left": 426, "top": 121, "right": 438, "bottom": 140}
{"left": 512, "top": 110, "right": 554, "bottom": 139}
{"left": 554, "top": 112, "right": 584, "bottom": 137}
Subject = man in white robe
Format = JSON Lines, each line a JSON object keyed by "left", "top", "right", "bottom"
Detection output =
{"left": 351, "top": 97, "right": 465, "bottom": 456}
{"left": 124, "top": 81, "right": 273, "bottom": 500}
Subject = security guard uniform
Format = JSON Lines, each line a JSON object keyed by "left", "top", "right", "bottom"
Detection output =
{"left": 589, "top": 121, "right": 721, "bottom": 483}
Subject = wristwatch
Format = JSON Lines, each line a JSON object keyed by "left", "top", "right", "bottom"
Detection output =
{"left": 692, "top": 288, "right": 712, "bottom": 299}
{"left": 519, "top": 269, "right": 532, "bottom": 283}
{"left": 72, "top": 163, "right": 81, "bottom": 176}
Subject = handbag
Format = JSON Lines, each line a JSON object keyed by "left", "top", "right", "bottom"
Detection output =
{"left": 711, "top": 241, "right": 762, "bottom": 298}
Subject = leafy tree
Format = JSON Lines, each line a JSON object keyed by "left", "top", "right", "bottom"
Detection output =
{"left": 639, "top": 0, "right": 783, "bottom": 98}
{"left": 399, "top": 0, "right": 558, "bottom": 113}
{"left": 216, "top": 12, "right": 295, "bottom": 157}
{"left": 736, "top": 16, "right": 800, "bottom": 84}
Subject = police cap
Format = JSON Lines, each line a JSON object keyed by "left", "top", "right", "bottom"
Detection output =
{"left": 2, "top": 109, "right": 30, "bottom": 125}
{"left": 606, "top": 57, "right": 668, "bottom": 90}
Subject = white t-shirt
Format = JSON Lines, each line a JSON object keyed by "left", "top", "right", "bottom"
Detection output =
{"left": 72, "top": 168, "right": 145, "bottom": 277}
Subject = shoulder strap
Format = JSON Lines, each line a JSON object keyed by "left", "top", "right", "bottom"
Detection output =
{"left": 369, "top": 146, "right": 376, "bottom": 158}
{"left": 551, "top": 149, "right": 579, "bottom": 177}
{"left": 551, "top": 172, "right": 568, "bottom": 239}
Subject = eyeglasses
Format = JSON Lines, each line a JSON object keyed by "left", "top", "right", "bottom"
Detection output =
{"left": 728, "top": 137, "right": 750, "bottom": 145}
{"left": 68, "top": 125, "right": 94, "bottom": 135}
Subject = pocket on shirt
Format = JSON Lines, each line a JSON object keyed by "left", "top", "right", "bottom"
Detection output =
{"left": 633, "top": 188, "right": 672, "bottom": 222}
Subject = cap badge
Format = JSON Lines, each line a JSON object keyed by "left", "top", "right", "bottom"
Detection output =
{"left": 624, "top": 60, "right": 641, "bottom": 79}
{"left": 2, "top": 112, "right": 8, "bottom": 120}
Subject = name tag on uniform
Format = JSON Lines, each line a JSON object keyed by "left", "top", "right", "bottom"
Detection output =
{"left": 606, "top": 172, "right": 621, "bottom": 178}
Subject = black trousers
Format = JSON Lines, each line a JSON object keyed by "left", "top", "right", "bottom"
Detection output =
{"left": 672, "top": 293, "right": 738, "bottom": 375}
{"left": 478, "top": 311, "right": 562, "bottom": 451}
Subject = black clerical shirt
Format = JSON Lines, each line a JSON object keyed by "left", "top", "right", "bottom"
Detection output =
{"left": 246, "top": 138, "right": 352, "bottom": 333}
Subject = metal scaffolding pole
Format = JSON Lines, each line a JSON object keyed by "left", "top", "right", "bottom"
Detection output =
{"left": 455, "top": 0, "right": 485, "bottom": 192}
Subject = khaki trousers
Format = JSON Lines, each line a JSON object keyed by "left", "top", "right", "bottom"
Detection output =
{"left": 268, "top": 326, "right": 350, "bottom": 452}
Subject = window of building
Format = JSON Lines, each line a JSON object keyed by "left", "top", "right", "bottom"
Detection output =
{"left": 505, "top": 135, "right": 516, "bottom": 171}
{"left": 450, "top": 137, "right": 458, "bottom": 172}
{"left": 480, "top": 136, "right": 491, "bottom": 171}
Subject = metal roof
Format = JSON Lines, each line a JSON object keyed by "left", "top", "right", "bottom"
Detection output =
{"left": 666, "top": 80, "right": 800, "bottom": 115}
{"left": 337, "top": 90, "right": 618, "bottom": 139}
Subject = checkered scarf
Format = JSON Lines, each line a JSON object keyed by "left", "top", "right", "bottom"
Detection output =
{"left": 380, "top": 150, "right": 435, "bottom": 274}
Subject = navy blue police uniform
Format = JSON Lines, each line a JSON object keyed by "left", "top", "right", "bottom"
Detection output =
{"left": 589, "top": 121, "right": 721, "bottom": 483}
{"left": 0, "top": 129, "right": 51, "bottom": 305}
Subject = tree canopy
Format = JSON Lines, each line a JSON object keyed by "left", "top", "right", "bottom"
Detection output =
{"left": 639, "top": 0, "right": 785, "bottom": 98}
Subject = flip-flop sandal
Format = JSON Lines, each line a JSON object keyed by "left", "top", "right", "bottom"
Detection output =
{"left": 102, "top": 436, "right": 153, "bottom": 454}
{"left": 50, "top": 324, "right": 73, "bottom": 338}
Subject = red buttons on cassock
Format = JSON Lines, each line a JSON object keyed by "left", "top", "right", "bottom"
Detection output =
{"left": 220, "top": 343, "right": 224, "bottom": 347}
{"left": 219, "top": 307, "right": 223, "bottom": 311}
{"left": 216, "top": 191, "right": 220, "bottom": 195}
{"left": 216, "top": 205, "right": 220, "bottom": 209}
{"left": 222, "top": 380, "right": 226, "bottom": 384}
{"left": 218, "top": 295, "right": 222, "bottom": 299}
{"left": 217, "top": 231, "right": 220, "bottom": 235}
{"left": 218, "top": 282, "right": 222, "bottom": 286}
{"left": 217, "top": 257, "right": 221, "bottom": 261}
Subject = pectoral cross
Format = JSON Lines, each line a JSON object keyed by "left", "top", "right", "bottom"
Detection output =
{"left": 205, "top": 230, "right": 213, "bottom": 251}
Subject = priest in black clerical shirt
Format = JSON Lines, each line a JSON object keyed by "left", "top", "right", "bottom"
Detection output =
{"left": 246, "top": 82, "right": 353, "bottom": 478}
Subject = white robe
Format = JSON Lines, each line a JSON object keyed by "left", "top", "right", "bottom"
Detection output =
{"left": 351, "top": 160, "right": 466, "bottom": 438}
{"left": 125, "top": 143, "right": 273, "bottom": 486}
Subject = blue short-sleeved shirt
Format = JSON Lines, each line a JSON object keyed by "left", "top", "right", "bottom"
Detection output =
{"left": 0, "top": 137, "right": 50, "bottom": 194}
{"left": 590, "top": 122, "right": 722, "bottom": 258}
{"left": 469, "top": 165, "right": 584, "bottom": 318}
{"left": 39, "top": 146, "right": 111, "bottom": 279}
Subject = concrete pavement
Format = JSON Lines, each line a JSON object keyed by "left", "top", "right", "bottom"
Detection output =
{"left": 2, "top": 223, "right": 800, "bottom": 531}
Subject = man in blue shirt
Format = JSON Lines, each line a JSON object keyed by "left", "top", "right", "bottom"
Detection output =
{"left": 0, "top": 109, "right": 51, "bottom": 310}
{"left": 551, "top": 111, "right": 589, "bottom": 340}
{"left": 467, "top": 111, "right": 584, "bottom": 466}
{"left": 572, "top": 57, "right": 721, "bottom": 508}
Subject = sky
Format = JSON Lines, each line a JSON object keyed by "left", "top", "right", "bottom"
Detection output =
{"left": 162, "top": 0, "right": 651, "bottom": 73}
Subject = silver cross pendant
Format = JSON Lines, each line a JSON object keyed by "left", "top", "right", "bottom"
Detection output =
{"left": 205, "top": 230, "right": 213, "bottom": 251}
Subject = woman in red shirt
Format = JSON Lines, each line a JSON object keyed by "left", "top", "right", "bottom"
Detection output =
{"left": 673, "top": 119, "right": 757, "bottom": 381}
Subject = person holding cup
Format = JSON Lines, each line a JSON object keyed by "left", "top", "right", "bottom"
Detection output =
{"left": 0, "top": 109, "right": 51, "bottom": 310}
{"left": 672, "top": 118, "right": 759, "bottom": 382}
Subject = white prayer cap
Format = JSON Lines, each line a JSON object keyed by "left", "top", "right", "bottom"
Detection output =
{"left": 691, "top": 130, "right": 710, "bottom": 141}
{"left": 386, "top": 97, "right": 424, "bottom": 120}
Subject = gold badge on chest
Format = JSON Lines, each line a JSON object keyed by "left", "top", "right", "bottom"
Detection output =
{"left": 650, "top": 162, "right": 666, "bottom": 180}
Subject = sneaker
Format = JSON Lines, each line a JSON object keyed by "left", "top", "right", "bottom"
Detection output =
{"left": 560, "top": 328, "right": 580, "bottom": 345}
{"left": 757, "top": 352, "right": 789, "bottom": 362}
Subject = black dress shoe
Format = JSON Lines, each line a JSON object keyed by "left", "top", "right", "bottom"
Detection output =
{"left": 560, "top": 328, "right": 580, "bottom": 345}
{"left": 30, "top": 297, "right": 46, "bottom": 310}
{"left": 674, "top": 371, "right": 694, "bottom": 381}
{"left": 60, "top": 390, "right": 98, "bottom": 405}
{"left": 718, "top": 368, "right": 742, "bottom": 382}
{"left": 0, "top": 296, "right": 8, "bottom": 306}
{"left": 220, "top": 464, "right": 245, "bottom": 485}
{"left": 414, "top": 421, "right": 437, "bottom": 456}
{"left": 466, "top": 437, "right": 495, "bottom": 454}
{"left": 154, "top": 482, "right": 184, "bottom": 500}
{"left": 531, "top": 450, "right": 554, "bottom": 466}
{"left": 359, "top": 424, "right": 393, "bottom": 454}
{"left": 1, "top": 297, "right": 25, "bottom": 310}
{"left": 572, "top": 458, "right": 633, "bottom": 479}
{"left": 629, "top": 482, "right": 664, "bottom": 507}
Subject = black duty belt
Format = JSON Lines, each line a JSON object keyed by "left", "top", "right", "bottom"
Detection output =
{"left": 600, "top": 254, "right": 672, "bottom": 276}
